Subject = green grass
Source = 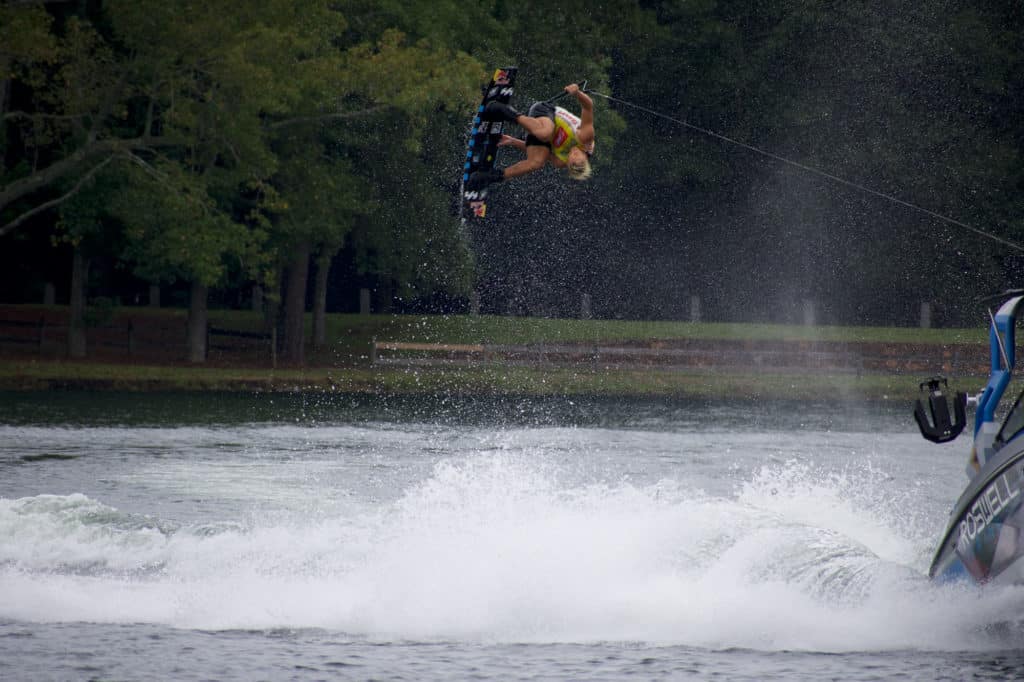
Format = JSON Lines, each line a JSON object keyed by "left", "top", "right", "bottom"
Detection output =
{"left": 302, "top": 314, "right": 988, "bottom": 370}
{"left": 0, "top": 305, "right": 996, "bottom": 399}
{"left": 7, "top": 304, "right": 988, "bottom": 347}
{"left": 192, "top": 310, "right": 992, "bottom": 368}
{"left": 0, "top": 355, "right": 982, "bottom": 401}
{"left": 312, "top": 313, "right": 986, "bottom": 346}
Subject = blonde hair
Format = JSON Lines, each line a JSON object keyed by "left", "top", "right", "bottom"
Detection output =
{"left": 567, "top": 155, "right": 592, "bottom": 181}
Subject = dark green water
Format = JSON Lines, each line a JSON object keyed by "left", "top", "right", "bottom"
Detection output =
{"left": 0, "top": 389, "right": 908, "bottom": 430}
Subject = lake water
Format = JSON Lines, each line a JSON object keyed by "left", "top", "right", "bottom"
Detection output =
{"left": 2, "top": 391, "right": 1023, "bottom": 680}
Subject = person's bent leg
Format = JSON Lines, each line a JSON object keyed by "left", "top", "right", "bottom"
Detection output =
{"left": 502, "top": 145, "right": 549, "bottom": 179}
{"left": 518, "top": 101, "right": 557, "bottom": 143}
{"left": 466, "top": 142, "right": 547, "bottom": 189}
{"left": 482, "top": 103, "right": 554, "bottom": 142}
{"left": 515, "top": 116, "right": 554, "bottom": 144}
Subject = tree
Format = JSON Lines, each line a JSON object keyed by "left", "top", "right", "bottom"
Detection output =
{"left": 108, "top": 161, "right": 258, "bottom": 361}
{"left": 7, "top": 0, "right": 1022, "bottom": 334}
{"left": 0, "top": 1, "right": 58, "bottom": 149}
{"left": 265, "top": 26, "right": 483, "bottom": 363}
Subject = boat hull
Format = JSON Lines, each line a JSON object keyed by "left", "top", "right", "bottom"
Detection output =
{"left": 931, "top": 437, "right": 1024, "bottom": 584}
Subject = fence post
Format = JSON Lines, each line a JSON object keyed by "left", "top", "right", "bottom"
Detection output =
{"left": 803, "top": 299, "right": 816, "bottom": 326}
{"left": 580, "top": 293, "right": 592, "bottom": 320}
{"left": 360, "top": 288, "right": 371, "bottom": 315}
{"left": 251, "top": 285, "right": 263, "bottom": 313}
{"left": 469, "top": 291, "right": 481, "bottom": 316}
{"left": 271, "top": 326, "right": 277, "bottom": 369}
{"left": 690, "top": 295, "right": 701, "bottom": 322}
{"left": 127, "top": 319, "right": 136, "bottom": 356}
{"left": 920, "top": 301, "right": 932, "bottom": 329}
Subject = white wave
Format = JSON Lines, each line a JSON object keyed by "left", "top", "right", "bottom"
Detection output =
{"left": 0, "top": 455, "right": 1016, "bottom": 651}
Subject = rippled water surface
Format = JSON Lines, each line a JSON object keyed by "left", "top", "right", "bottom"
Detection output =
{"left": 2, "top": 391, "right": 1024, "bottom": 681}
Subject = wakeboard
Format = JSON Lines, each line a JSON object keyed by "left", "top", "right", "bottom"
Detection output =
{"left": 461, "top": 66, "right": 518, "bottom": 222}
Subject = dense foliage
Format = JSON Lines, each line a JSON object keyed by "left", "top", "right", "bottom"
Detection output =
{"left": 2, "top": 0, "right": 1022, "bottom": 356}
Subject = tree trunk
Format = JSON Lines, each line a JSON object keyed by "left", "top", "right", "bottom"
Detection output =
{"left": 378, "top": 281, "right": 393, "bottom": 314}
{"left": 251, "top": 284, "right": 263, "bottom": 313}
{"left": 312, "top": 247, "right": 336, "bottom": 350}
{"left": 262, "top": 271, "right": 282, "bottom": 369}
{"left": 282, "top": 240, "right": 310, "bottom": 365}
{"left": 68, "top": 247, "right": 89, "bottom": 358}
{"left": 187, "top": 280, "right": 208, "bottom": 363}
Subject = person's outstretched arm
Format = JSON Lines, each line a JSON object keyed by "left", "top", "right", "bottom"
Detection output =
{"left": 565, "top": 83, "right": 594, "bottom": 145}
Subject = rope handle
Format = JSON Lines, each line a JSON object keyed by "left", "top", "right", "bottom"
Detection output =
{"left": 544, "top": 80, "right": 589, "bottom": 104}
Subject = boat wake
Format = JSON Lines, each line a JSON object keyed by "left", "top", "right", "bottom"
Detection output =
{"left": 1, "top": 454, "right": 1022, "bottom": 651}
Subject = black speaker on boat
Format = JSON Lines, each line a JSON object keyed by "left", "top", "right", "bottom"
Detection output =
{"left": 914, "top": 376, "right": 967, "bottom": 443}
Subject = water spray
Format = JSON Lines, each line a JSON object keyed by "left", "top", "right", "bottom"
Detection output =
{"left": 583, "top": 89, "right": 1024, "bottom": 253}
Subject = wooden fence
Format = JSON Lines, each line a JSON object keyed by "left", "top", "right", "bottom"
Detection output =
{"left": 0, "top": 316, "right": 272, "bottom": 363}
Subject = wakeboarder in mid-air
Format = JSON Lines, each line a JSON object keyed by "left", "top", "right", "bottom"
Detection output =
{"left": 465, "top": 83, "right": 595, "bottom": 190}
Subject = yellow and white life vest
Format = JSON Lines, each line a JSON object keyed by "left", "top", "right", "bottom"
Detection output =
{"left": 550, "top": 106, "right": 585, "bottom": 162}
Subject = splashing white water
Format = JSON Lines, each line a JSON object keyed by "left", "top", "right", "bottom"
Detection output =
{"left": 0, "top": 453, "right": 1019, "bottom": 651}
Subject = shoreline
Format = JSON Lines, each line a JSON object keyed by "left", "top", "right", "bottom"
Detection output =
{"left": 0, "top": 356, "right": 961, "bottom": 402}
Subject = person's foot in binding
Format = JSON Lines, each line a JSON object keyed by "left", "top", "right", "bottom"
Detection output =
{"left": 465, "top": 102, "right": 521, "bottom": 190}
{"left": 481, "top": 101, "right": 520, "bottom": 122}
{"left": 465, "top": 168, "right": 504, "bottom": 191}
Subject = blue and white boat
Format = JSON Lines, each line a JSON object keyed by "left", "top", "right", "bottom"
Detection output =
{"left": 919, "top": 291, "right": 1024, "bottom": 584}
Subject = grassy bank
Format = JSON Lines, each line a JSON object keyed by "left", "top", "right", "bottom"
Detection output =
{"left": 3, "top": 304, "right": 988, "bottom": 347}
{"left": 0, "top": 308, "right": 994, "bottom": 400}
{"left": 0, "top": 356, "right": 973, "bottom": 402}
{"left": 302, "top": 313, "right": 987, "bottom": 358}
